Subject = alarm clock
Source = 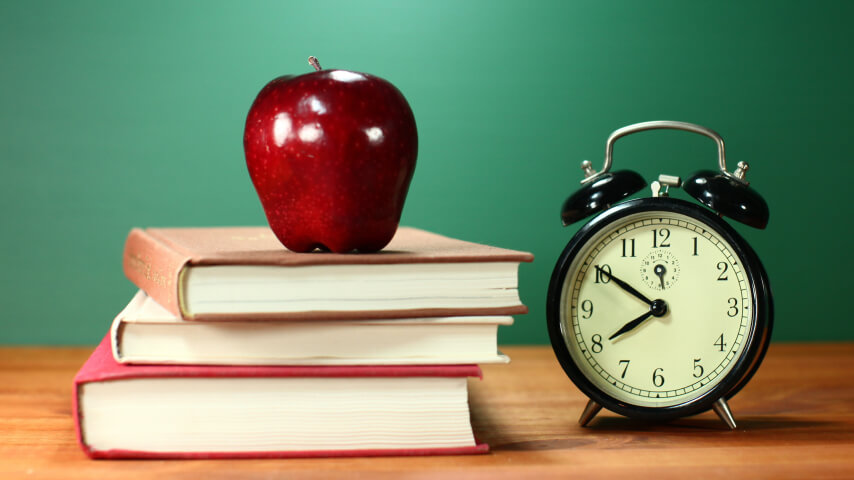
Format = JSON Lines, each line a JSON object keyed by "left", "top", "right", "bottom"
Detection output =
{"left": 546, "top": 121, "right": 772, "bottom": 429}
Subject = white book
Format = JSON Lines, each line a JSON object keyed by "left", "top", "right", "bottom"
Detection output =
{"left": 111, "top": 291, "right": 513, "bottom": 366}
{"left": 75, "top": 336, "right": 488, "bottom": 458}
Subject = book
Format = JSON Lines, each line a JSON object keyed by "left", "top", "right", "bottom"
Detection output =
{"left": 74, "top": 336, "right": 488, "bottom": 459}
{"left": 111, "top": 290, "right": 512, "bottom": 366}
{"left": 123, "top": 226, "right": 533, "bottom": 321}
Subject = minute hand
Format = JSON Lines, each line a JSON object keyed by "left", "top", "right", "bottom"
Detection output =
{"left": 595, "top": 266, "right": 653, "bottom": 305}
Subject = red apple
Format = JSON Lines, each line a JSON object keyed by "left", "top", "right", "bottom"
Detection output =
{"left": 244, "top": 57, "right": 418, "bottom": 253}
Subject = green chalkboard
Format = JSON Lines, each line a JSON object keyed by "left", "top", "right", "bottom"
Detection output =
{"left": 1, "top": 1, "right": 852, "bottom": 344}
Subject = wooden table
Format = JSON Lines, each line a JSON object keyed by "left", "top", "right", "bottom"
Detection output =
{"left": 1, "top": 344, "right": 853, "bottom": 479}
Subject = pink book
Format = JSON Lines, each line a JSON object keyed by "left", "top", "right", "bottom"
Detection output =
{"left": 123, "top": 226, "right": 533, "bottom": 321}
{"left": 73, "top": 335, "right": 488, "bottom": 459}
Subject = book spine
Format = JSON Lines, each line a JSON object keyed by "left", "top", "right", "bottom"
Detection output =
{"left": 122, "top": 228, "right": 191, "bottom": 319}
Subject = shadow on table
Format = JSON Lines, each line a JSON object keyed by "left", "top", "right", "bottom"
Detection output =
{"left": 493, "top": 416, "right": 834, "bottom": 452}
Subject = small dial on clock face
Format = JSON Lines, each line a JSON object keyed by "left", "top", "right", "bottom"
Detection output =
{"left": 640, "top": 250, "right": 680, "bottom": 291}
{"left": 559, "top": 210, "right": 753, "bottom": 408}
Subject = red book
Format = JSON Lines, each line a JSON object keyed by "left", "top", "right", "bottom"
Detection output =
{"left": 73, "top": 336, "right": 488, "bottom": 459}
{"left": 123, "top": 226, "right": 533, "bottom": 321}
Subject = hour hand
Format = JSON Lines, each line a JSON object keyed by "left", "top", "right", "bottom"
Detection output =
{"left": 595, "top": 266, "right": 654, "bottom": 305}
{"left": 609, "top": 311, "right": 654, "bottom": 341}
{"left": 609, "top": 299, "right": 668, "bottom": 341}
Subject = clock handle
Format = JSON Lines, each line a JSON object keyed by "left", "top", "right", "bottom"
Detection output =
{"left": 582, "top": 120, "right": 744, "bottom": 185}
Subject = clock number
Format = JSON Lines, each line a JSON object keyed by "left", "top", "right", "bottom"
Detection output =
{"left": 717, "top": 262, "right": 729, "bottom": 281}
{"left": 692, "top": 237, "right": 699, "bottom": 256}
{"left": 652, "top": 228, "right": 671, "bottom": 248}
{"left": 618, "top": 360, "right": 630, "bottom": 379}
{"left": 580, "top": 299, "right": 594, "bottom": 319}
{"left": 594, "top": 264, "right": 611, "bottom": 284}
{"left": 652, "top": 368, "right": 665, "bottom": 387}
{"left": 727, "top": 298, "right": 739, "bottom": 317}
{"left": 693, "top": 358, "right": 704, "bottom": 378}
{"left": 622, "top": 238, "right": 636, "bottom": 257}
{"left": 591, "top": 334, "right": 603, "bottom": 353}
{"left": 714, "top": 333, "right": 727, "bottom": 352}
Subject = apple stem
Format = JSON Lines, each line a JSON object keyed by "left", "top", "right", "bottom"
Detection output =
{"left": 308, "top": 56, "right": 322, "bottom": 71}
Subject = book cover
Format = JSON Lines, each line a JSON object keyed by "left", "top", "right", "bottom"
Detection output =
{"left": 74, "top": 335, "right": 488, "bottom": 459}
{"left": 123, "top": 226, "right": 533, "bottom": 321}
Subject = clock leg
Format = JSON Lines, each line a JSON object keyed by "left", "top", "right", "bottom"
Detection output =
{"left": 712, "top": 398, "right": 737, "bottom": 430}
{"left": 578, "top": 399, "right": 603, "bottom": 427}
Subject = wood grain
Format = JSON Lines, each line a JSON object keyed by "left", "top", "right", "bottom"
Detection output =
{"left": 1, "top": 343, "right": 852, "bottom": 479}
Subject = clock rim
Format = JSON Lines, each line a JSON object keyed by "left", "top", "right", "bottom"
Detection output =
{"left": 547, "top": 197, "right": 773, "bottom": 421}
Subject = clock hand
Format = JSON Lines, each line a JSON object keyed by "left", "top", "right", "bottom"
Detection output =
{"left": 595, "top": 266, "right": 654, "bottom": 305}
{"left": 654, "top": 264, "right": 666, "bottom": 289}
{"left": 609, "top": 311, "right": 654, "bottom": 341}
{"left": 609, "top": 299, "right": 668, "bottom": 341}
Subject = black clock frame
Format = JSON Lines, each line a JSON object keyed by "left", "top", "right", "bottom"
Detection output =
{"left": 547, "top": 197, "right": 773, "bottom": 421}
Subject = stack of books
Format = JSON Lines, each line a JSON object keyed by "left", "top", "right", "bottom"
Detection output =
{"left": 73, "top": 226, "right": 533, "bottom": 459}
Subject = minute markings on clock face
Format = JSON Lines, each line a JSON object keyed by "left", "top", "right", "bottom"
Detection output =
{"left": 561, "top": 211, "right": 752, "bottom": 408}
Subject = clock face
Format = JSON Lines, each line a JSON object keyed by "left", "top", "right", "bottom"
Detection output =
{"left": 557, "top": 207, "right": 755, "bottom": 409}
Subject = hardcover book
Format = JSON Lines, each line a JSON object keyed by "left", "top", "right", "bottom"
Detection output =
{"left": 74, "top": 336, "right": 488, "bottom": 459}
{"left": 111, "top": 290, "right": 512, "bottom": 366}
{"left": 123, "top": 226, "right": 533, "bottom": 321}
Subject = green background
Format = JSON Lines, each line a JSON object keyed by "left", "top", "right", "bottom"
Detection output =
{"left": 1, "top": 1, "right": 851, "bottom": 345}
